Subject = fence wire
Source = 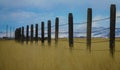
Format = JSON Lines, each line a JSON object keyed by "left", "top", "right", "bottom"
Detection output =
{"left": 38, "top": 15, "right": 120, "bottom": 30}
{"left": 1, "top": 15, "right": 120, "bottom": 40}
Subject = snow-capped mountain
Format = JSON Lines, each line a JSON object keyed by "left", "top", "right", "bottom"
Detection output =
{"left": 54, "top": 27, "right": 120, "bottom": 38}
{"left": 0, "top": 27, "right": 120, "bottom": 38}
{"left": 92, "top": 27, "right": 120, "bottom": 38}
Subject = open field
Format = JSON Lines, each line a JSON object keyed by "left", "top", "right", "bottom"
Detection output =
{"left": 0, "top": 38, "right": 120, "bottom": 70}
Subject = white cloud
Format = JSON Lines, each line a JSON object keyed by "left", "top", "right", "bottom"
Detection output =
{"left": 116, "top": 11, "right": 120, "bottom": 28}
{"left": 92, "top": 15, "right": 110, "bottom": 27}
{"left": 117, "top": 12, "right": 120, "bottom": 16}
{"left": 0, "top": 11, "right": 57, "bottom": 26}
{"left": 1, "top": 11, "right": 37, "bottom": 21}
{"left": 91, "top": 11, "right": 120, "bottom": 28}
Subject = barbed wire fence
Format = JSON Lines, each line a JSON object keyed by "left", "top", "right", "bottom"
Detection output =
{"left": 40, "top": 15, "right": 120, "bottom": 37}
{"left": 0, "top": 4, "right": 118, "bottom": 57}
{"left": 0, "top": 16, "right": 119, "bottom": 39}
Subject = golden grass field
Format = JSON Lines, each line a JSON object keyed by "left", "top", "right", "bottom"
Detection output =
{"left": 0, "top": 38, "right": 120, "bottom": 70}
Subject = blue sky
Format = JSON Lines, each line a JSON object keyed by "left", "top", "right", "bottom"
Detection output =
{"left": 0, "top": 0, "right": 120, "bottom": 37}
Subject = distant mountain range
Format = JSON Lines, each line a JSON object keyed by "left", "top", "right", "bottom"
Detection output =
{"left": 92, "top": 27, "right": 120, "bottom": 38}
{"left": 56, "top": 27, "right": 120, "bottom": 38}
{"left": 0, "top": 27, "right": 120, "bottom": 38}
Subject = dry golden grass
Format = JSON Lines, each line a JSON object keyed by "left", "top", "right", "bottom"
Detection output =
{"left": 0, "top": 38, "right": 120, "bottom": 70}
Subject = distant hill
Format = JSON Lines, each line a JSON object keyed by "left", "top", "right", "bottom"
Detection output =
{"left": 0, "top": 27, "right": 120, "bottom": 38}
{"left": 92, "top": 27, "right": 120, "bottom": 38}
{"left": 55, "top": 27, "right": 120, "bottom": 38}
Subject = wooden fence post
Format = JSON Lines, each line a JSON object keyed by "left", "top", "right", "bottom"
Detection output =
{"left": 15, "top": 28, "right": 18, "bottom": 40}
{"left": 87, "top": 8, "right": 92, "bottom": 51}
{"left": 26, "top": 25, "right": 29, "bottom": 44}
{"left": 55, "top": 17, "right": 59, "bottom": 44}
{"left": 21, "top": 26, "right": 24, "bottom": 43}
{"left": 35, "top": 24, "right": 38, "bottom": 43}
{"left": 31, "top": 24, "right": 34, "bottom": 43}
{"left": 19, "top": 27, "right": 21, "bottom": 41}
{"left": 68, "top": 13, "right": 74, "bottom": 47}
{"left": 16, "top": 28, "right": 19, "bottom": 41}
{"left": 48, "top": 20, "right": 51, "bottom": 45}
{"left": 41, "top": 22, "right": 44, "bottom": 44}
{"left": 15, "top": 29, "right": 17, "bottom": 40}
{"left": 110, "top": 4, "right": 116, "bottom": 56}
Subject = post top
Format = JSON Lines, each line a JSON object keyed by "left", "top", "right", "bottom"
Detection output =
{"left": 88, "top": 8, "right": 92, "bottom": 10}
{"left": 56, "top": 17, "right": 59, "bottom": 20}
{"left": 111, "top": 4, "right": 116, "bottom": 6}
{"left": 48, "top": 20, "right": 51, "bottom": 23}
{"left": 41, "top": 21, "right": 44, "bottom": 23}
{"left": 69, "top": 13, "right": 73, "bottom": 16}
{"left": 69, "top": 13, "right": 73, "bottom": 18}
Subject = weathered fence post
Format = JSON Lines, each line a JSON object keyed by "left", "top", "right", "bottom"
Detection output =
{"left": 68, "top": 13, "right": 74, "bottom": 47}
{"left": 16, "top": 28, "right": 19, "bottom": 41}
{"left": 35, "top": 24, "right": 38, "bottom": 43}
{"left": 41, "top": 22, "right": 44, "bottom": 44}
{"left": 87, "top": 8, "right": 92, "bottom": 51}
{"left": 15, "top": 29, "right": 17, "bottom": 40}
{"left": 21, "top": 26, "right": 24, "bottom": 43}
{"left": 48, "top": 20, "right": 51, "bottom": 45}
{"left": 19, "top": 27, "right": 21, "bottom": 41}
{"left": 55, "top": 17, "right": 59, "bottom": 44}
{"left": 31, "top": 24, "right": 34, "bottom": 43}
{"left": 110, "top": 4, "right": 116, "bottom": 56}
{"left": 10, "top": 27, "right": 11, "bottom": 38}
{"left": 15, "top": 28, "right": 17, "bottom": 40}
{"left": 26, "top": 25, "right": 29, "bottom": 44}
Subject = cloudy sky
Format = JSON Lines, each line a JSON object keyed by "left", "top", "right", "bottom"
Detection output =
{"left": 0, "top": 0, "right": 120, "bottom": 37}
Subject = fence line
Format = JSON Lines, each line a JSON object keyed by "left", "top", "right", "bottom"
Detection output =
{"left": 21, "top": 15, "right": 120, "bottom": 32}
{"left": 37, "top": 15, "right": 120, "bottom": 30}
{"left": 14, "top": 4, "right": 119, "bottom": 57}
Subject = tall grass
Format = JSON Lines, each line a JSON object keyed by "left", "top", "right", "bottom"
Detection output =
{"left": 0, "top": 38, "right": 120, "bottom": 70}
